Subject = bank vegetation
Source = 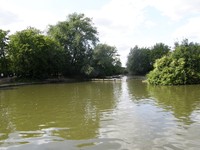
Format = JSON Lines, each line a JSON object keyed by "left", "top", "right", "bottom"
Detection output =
{"left": 0, "top": 13, "right": 123, "bottom": 81}
{"left": 126, "top": 39, "right": 200, "bottom": 85}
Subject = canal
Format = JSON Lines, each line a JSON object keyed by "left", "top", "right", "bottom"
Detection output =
{"left": 0, "top": 77, "right": 200, "bottom": 149}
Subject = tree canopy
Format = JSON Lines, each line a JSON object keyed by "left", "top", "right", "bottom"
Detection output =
{"left": 126, "top": 46, "right": 151, "bottom": 75}
{"left": 8, "top": 27, "right": 64, "bottom": 79}
{"left": 92, "top": 43, "right": 122, "bottom": 77}
{"left": 147, "top": 40, "right": 200, "bottom": 85}
{"left": 0, "top": 13, "right": 123, "bottom": 79}
{"left": 0, "top": 29, "right": 10, "bottom": 77}
{"left": 126, "top": 43, "right": 170, "bottom": 75}
{"left": 48, "top": 13, "right": 99, "bottom": 76}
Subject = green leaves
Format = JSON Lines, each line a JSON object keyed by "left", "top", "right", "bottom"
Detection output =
{"left": 8, "top": 27, "right": 64, "bottom": 79}
{"left": 126, "top": 46, "right": 151, "bottom": 75}
{"left": 126, "top": 43, "right": 170, "bottom": 75}
{"left": 92, "top": 44, "right": 122, "bottom": 77}
{"left": 0, "top": 29, "right": 10, "bottom": 76}
{"left": 0, "top": 13, "right": 123, "bottom": 79}
{"left": 147, "top": 40, "right": 200, "bottom": 85}
{"left": 48, "top": 13, "right": 99, "bottom": 76}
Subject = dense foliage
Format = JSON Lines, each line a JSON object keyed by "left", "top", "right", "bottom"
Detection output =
{"left": 48, "top": 13, "right": 99, "bottom": 76}
{"left": 92, "top": 44, "right": 122, "bottom": 77}
{"left": 0, "top": 13, "right": 123, "bottom": 79}
{"left": 147, "top": 40, "right": 200, "bottom": 85}
{"left": 126, "top": 43, "right": 170, "bottom": 75}
{"left": 126, "top": 46, "right": 151, "bottom": 75}
{"left": 9, "top": 28, "right": 65, "bottom": 79}
{"left": 0, "top": 29, "right": 10, "bottom": 76}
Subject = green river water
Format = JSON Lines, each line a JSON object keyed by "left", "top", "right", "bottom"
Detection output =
{"left": 0, "top": 77, "right": 200, "bottom": 150}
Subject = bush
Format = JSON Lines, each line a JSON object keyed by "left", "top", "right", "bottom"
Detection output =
{"left": 147, "top": 40, "right": 200, "bottom": 85}
{"left": 126, "top": 43, "right": 170, "bottom": 75}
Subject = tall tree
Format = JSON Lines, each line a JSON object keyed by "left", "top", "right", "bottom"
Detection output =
{"left": 150, "top": 43, "right": 170, "bottom": 66}
{"left": 48, "top": 13, "right": 99, "bottom": 76}
{"left": 93, "top": 44, "right": 122, "bottom": 77}
{"left": 126, "top": 46, "right": 151, "bottom": 75}
{"left": 8, "top": 27, "right": 64, "bottom": 79}
{"left": 126, "top": 43, "right": 170, "bottom": 75}
{"left": 0, "top": 29, "right": 10, "bottom": 77}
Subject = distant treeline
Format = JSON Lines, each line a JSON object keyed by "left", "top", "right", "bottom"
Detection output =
{"left": 126, "top": 39, "right": 200, "bottom": 85}
{"left": 0, "top": 13, "right": 123, "bottom": 79}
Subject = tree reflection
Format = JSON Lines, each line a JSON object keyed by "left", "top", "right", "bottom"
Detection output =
{"left": 0, "top": 82, "right": 118, "bottom": 141}
{"left": 148, "top": 85, "right": 200, "bottom": 124}
{"left": 0, "top": 91, "right": 16, "bottom": 142}
{"left": 127, "top": 78, "right": 200, "bottom": 125}
{"left": 127, "top": 78, "right": 150, "bottom": 101}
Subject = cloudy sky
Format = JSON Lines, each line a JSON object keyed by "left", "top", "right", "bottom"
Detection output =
{"left": 0, "top": 0, "right": 200, "bottom": 66}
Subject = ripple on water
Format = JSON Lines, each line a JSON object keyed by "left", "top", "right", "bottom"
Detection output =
{"left": 1, "top": 138, "right": 127, "bottom": 150}
{"left": 0, "top": 127, "right": 69, "bottom": 149}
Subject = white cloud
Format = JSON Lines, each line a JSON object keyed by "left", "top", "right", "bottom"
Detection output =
{"left": 87, "top": 0, "right": 149, "bottom": 41}
{"left": 85, "top": 0, "right": 200, "bottom": 66}
{"left": 0, "top": 0, "right": 66, "bottom": 32}
{"left": 0, "top": 9, "right": 20, "bottom": 26}
{"left": 149, "top": 0, "right": 200, "bottom": 20}
{"left": 172, "top": 17, "right": 200, "bottom": 42}
{"left": 144, "top": 20, "right": 157, "bottom": 29}
{"left": 86, "top": 0, "right": 150, "bottom": 66}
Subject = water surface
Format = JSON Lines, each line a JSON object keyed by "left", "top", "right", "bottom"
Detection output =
{"left": 0, "top": 77, "right": 200, "bottom": 149}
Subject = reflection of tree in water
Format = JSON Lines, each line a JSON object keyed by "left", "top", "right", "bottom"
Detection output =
{"left": 0, "top": 91, "right": 16, "bottom": 142}
{"left": 127, "top": 78, "right": 200, "bottom": 125}
{"left": 148, "top": 85, "right": 200, "bottom": 125}
{"left": 0, "top": 82, "right": 119, "bottom": 141}
{"left": 127, "top": 79, "right": 150, "bottom": 101}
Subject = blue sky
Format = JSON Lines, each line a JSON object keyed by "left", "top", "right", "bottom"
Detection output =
{"left": 0, "top": 0, "right": 200, "bottom": 66}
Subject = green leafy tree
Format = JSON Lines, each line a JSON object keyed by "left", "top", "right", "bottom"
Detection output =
{"left": 92, "top": 44, "right": 122, "bottom": 77}
{"left": 126, "top": 43, "right": 170, "bottom": 75}
{"left": 147, "top": 40, "right": 200, "bottom": 85}
{"left": 126, "top": 46, "right": 151, "bottom": 75}
{"left": 48, "top": 13, "right": 99, "bottom": 76}
{"left": 0, "top": 29, "right": 10, "bottom": 77}
{"left": 147, "top": 55, "right": 186, "bottom": 85}
{"left": 150, "top": 43, "right": 170, "bottom": 66}
{"left": 8, "top": 27, "right": 64, "bottom": 79}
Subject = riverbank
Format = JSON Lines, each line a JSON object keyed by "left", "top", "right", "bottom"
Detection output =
{"left": 0, "top": 77, "right": 87, "bottom": 89}
{"left": 0, "top": 75, "right": 143, "bottom": 89}
{"left": 91, "top": 75, "right": 123, "bottom": 81}
{"left": 127, "top": 75, "right": 146, "bottom": 80}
